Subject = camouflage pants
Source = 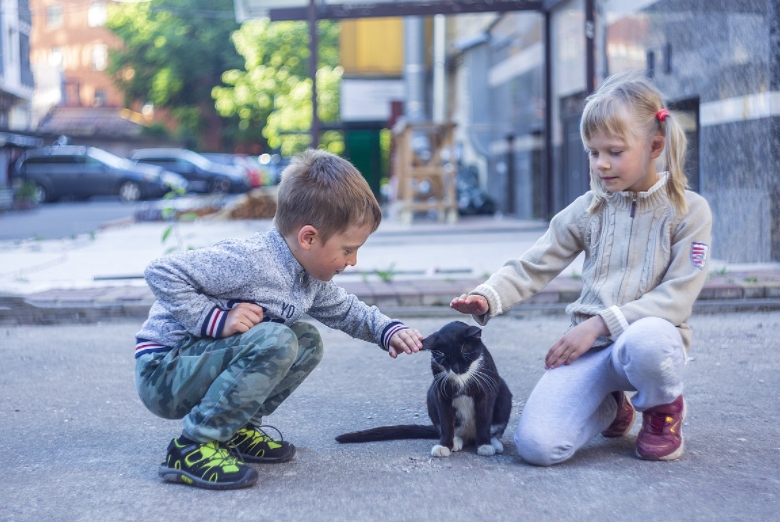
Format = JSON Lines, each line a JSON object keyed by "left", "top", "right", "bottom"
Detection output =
{"left": 135, "top": 321, "right": 323, "bottom": 442}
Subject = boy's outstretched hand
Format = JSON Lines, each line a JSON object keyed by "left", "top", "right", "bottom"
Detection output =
{"left": 450, "top": 293, "right": 489, "bottom": 316}
{"left": 222, "top": 303, "right": 264, "bottom": 337}
{"left": 388, "top": 328, "right": 424, "bottom": 359}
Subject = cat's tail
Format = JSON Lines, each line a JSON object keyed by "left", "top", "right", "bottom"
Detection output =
{"left": 335, "top": 425, "right": 439, "bottom": 443}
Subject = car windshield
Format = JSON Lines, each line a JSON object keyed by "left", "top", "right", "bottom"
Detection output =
{"left": 89, "top": 148, "right": 133, "bottom": 169}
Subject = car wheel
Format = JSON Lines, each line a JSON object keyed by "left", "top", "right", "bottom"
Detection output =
{"left": 118, "top": 181, "right": 142, "bottom": 202}
{"left": 32, "top": 183, "right": 48, "bottom": 204}
{"left": 209, "top": 177, "right": 231, "bottom": 193}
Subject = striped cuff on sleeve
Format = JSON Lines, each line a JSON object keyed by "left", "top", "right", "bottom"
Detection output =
{"left": 381, "top": 321, "right": 408, "bottom": 351}
{"left": 202, "top": 307, "right": 228, "bottom": 338}
{"left": 135, "top": 339, "right": 169, "bottom": 359}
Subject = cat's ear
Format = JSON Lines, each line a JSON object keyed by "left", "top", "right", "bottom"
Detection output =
{"left": 466, "top": 326, "right": 482, "bottom": 339}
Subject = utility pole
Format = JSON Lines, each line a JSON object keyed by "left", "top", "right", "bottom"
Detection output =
{"left": 308, "top": 0, "right": 320, "bottom": 148}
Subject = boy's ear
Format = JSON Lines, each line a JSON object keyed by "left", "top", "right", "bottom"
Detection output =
{"left": 297, "top": 225, "right": 319, "bottom": 250}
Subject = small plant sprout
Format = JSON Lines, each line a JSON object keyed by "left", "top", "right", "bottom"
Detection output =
{"left": 374, "top": 263, "right": 397, "bottom": 283}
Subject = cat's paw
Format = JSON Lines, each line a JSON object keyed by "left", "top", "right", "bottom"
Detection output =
{"left": 452, "top": 436, "right": 463, "bottom": 452}
{"left": 477, "top": 444, "right": 496, "bottom": 456}
{"left": 431, "top": 445, "right": 451, "bottom": 458}
{"left": 491, "top": 437, "right": 504, "bottom": 453}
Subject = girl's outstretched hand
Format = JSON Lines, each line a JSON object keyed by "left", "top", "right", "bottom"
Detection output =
{"left": 545, "top": 315, "right": 609, "bottom": 369}
{"left": 450, "top": 294, "right": 489, "bottom": 315}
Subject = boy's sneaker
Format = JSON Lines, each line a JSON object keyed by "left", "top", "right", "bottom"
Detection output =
{"left": 602, "top": 391, "right": 636, "bottom": 437}
{"left": 229, "top": 424, "right": 296, "bottom": 463}
{"left": 636, "top": 395, "right": 686, "bottom": 461}
{"left": 158, "top": 437, "right": 258, "bottom": 490}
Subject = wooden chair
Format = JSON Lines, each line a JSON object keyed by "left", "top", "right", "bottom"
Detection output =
{"left": 392, "top": 120, "right": 458, "bottom": 224}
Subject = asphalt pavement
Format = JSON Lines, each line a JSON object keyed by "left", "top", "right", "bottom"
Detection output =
{"left": 2, "top": 312, "right": 778, "bottom": 521}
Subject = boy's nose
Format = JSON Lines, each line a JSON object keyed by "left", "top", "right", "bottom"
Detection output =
{"left": 347, "top": 252, "right": 357, "bottom": 266}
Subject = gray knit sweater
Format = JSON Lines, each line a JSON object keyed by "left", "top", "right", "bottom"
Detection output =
{"left": 471, "top": 175, "right": 712, "bottom": 352}
{"left": 135, "top": 228, "right": 406, "bottom": 358}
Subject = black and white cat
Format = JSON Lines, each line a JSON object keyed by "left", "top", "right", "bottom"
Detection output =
{"left": 336, "top": 321, "right": 513, "bottom": 457}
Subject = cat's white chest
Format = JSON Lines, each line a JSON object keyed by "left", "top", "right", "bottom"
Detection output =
{"left": 452, "top": 395, "right": 476, "bottom": 440}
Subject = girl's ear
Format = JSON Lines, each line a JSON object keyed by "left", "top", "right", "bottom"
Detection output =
{"left": 297, "top": 225, "right": 319, "bottom": 250}
{"left": 649, "top": 134, "right": 665, "bottom": 159}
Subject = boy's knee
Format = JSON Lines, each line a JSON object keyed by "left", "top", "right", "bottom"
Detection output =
{"left": 242, "top": 323, "right": 300, "bottom": 369}
{"left": 514, "top": 421, "right": 574, "bottom": 467}
{"left": 291, "top": 322, "right": 324, "bottom": 357}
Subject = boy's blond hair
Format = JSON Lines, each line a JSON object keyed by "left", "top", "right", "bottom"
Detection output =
{"left": 275, "top": 149, "right": 382, "bottom": 242}
{"left": 580, "top": 72, "right": 689, "bottom": 215}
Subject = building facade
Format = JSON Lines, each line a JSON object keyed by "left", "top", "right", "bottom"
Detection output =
{"left": 29, "top": 0, "right": 125, "bottom": 123}
{"left": 451, "top": 0, "right": 780, "bottom": 262}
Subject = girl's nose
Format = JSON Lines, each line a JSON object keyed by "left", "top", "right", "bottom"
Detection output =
{"left": 596, "top": 157, "right": 610, "bottom": 170}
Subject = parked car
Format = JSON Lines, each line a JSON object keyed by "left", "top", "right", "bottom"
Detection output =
{"left": 202, "top": 153, "right": 263, "bottom": 188}
{"left": 12, "top": 146, "right": 188, "bottom": 204}
{"left": 130, "top": 148, "right": 249, "bottom": 194}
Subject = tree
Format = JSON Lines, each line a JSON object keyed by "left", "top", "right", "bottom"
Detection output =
{"left": 105, "top": 0, "right": 242, "bottom": 149}
{"left": 212, "top": 19, "right": 343, "bottom": 156}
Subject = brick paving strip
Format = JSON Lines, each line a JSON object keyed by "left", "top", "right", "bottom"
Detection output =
{"left": 2, "top": 269, "right": 780, "bottom": 325}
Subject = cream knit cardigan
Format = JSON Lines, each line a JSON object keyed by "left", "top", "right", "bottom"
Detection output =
{"left": 471, "top": 175, "right": 712, "bottom": 353}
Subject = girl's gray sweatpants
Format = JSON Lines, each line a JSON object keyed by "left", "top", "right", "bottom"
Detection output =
{"left": 514, "top": 317, "right": 686, "bottom": 466}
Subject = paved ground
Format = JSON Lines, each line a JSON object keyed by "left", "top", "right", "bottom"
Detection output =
{"left": 2, "top": 312, "right": 778, "bottom": 521}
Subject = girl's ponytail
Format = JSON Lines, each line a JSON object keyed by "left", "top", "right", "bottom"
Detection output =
{"left": 660, "top": 111, "right": 689, "bottom": 215}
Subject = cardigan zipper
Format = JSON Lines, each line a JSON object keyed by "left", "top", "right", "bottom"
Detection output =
{"left": 630, "top": 193, "right": 637, "bottom": 218}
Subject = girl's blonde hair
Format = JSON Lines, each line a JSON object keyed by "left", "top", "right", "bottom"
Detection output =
{"left": 580, "top": 72, "right": 689, "bottom": 214}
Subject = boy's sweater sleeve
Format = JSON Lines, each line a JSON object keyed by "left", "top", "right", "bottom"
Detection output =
{"left": 144, "top": 241, "right": 254, "bottom": 338}
{"left": 307, "top": 283, "right": 405, "bottom": 350}
{"left": 598, "top": 195, "right": 713, "bottom": 339}
{"left": 470, "top": 196, "right": 587, "bottom": 325}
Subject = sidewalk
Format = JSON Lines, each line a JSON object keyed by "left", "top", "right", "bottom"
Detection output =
{"left": 1, "top": 214, "right": 780, "bottom": 324}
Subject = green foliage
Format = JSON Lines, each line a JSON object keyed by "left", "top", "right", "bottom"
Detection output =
{"left": 212, "top": 19, "right": 342, "bottom": 156}
{"left": 106, "top": 0, "right": 242, "bottom": 144}
{"left": 14, "top": 180, "right": 37, "bottom": 202}
{"left": 142, "top": 122, "right": 170, "bottom": 138}
{"left": 374, "top": 263, "right": 397, "bottom": 283}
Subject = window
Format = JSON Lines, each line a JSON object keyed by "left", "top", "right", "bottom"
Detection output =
{"left": 47, "top": 4, "right": 63, "bottom": 28}
{"left": 50, "top": 47, "right": 63, "bottom": 67}
{"left": 91, "top": 44, "right": 108, "bottom": 71}
{"left": 88, "top": 2, "right": 106, "bottom": 27}
{"left": 93, "top": 89, "right": 106, "bottom": 106}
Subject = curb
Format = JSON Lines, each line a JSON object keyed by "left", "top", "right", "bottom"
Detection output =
{"left": 3, "top": 276, "right": 780, "bottom": 325}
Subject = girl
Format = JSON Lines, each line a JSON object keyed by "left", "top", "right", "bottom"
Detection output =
{"left": 451, "top": 73, "right": 712, "bottom": 465}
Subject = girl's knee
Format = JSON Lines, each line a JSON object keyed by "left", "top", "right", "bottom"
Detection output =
{"left": 620, "top": 317, "right": 684, "bottom": 360}
{"left": 514, "top": 421, "right": 574, "bottom": 467}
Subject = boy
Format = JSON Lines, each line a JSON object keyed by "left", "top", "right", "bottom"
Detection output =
{"left": 135, "top": 149, "right": 423, "bottom": 490}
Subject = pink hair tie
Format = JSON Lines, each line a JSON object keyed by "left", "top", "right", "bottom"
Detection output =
{"left": 656, "top": 108, "right": 669, "bottom": 122}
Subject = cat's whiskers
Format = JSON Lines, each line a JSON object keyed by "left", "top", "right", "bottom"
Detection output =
{"left": 446, "top": 357, "right": 482, "bottom": 390}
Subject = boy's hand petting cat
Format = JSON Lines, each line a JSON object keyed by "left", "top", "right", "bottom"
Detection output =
{"left": 222, "top": 303, "right": 264, "bottom": 337}
{"left": 545, "top": 315, "right": 609, "bottom": 369}
{"left": 449, "top": 294, "right": 489, "bottom": 316}
{"left": 388, "top": 328, "right": 424, "bottom": 359}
